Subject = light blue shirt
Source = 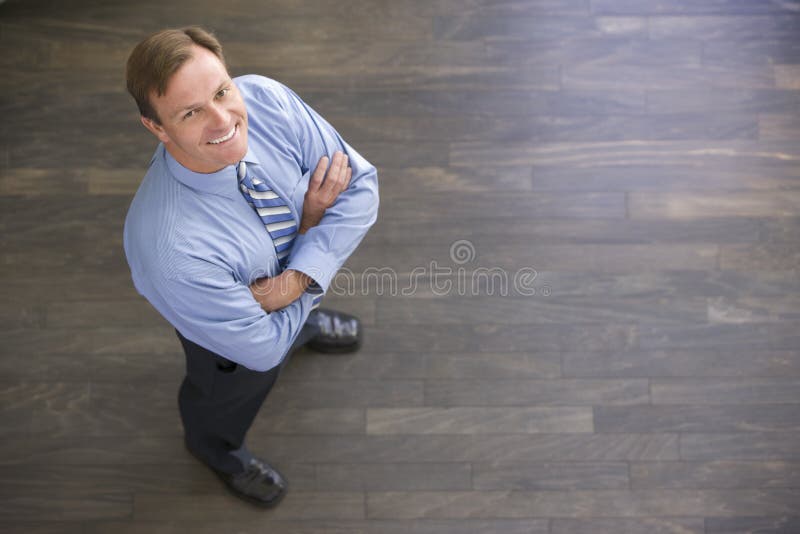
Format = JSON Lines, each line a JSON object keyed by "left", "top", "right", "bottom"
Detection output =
{"left": 123, "top": 75, "right": 379, "bottom": 371}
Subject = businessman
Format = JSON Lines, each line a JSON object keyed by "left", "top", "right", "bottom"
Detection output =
{"left": 123, "top": 27, "right": 378, "bottom": 507}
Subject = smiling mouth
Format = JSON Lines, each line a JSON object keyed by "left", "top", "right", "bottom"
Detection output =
{"left": 208, "top": 124, "right": 237, "bottom": 145}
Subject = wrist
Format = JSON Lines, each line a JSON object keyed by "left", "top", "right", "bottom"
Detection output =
{"left": 284, "top": 269, "right": 312, "bottom": 295}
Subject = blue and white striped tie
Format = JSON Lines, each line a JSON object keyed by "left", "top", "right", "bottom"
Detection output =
{"left": 237, "top": 161, "right": 297, "bottom": 269}
{"left": 238, "top": 160, "right": 322, "bottom": 309}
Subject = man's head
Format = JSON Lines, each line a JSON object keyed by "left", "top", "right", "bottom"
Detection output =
{"left": 126, "top": 27, "right": 248, "bottom": 173}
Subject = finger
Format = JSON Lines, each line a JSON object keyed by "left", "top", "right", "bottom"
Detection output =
{"left": 321, "top": 151, "right": 344, "bottom": 193}
{"left": 343, "top": 166, "right": 352, "bottom": 191}
{"left": 309, "top": 156, "right": 328, "bottom": 191}
{"left": 334, "top": 154, "right": 349, "bottom": 188}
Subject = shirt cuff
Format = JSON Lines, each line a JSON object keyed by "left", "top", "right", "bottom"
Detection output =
{"left": 286, "top": 232, "right": 338, "bottom": 293}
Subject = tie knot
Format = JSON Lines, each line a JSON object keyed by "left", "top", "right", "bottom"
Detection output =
{"left": 237, "top": 161, "right": 247, "bottom": 181}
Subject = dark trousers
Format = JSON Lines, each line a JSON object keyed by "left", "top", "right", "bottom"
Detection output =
{"left": 175, "top": 321, "right": 319, "bottom": 475}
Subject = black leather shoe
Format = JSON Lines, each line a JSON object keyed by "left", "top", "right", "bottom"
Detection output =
{"left": 218, "top": 457, "right": 288, "bottom": 508}
{"left": 306, "top": 309, "right": 362, "bottom": 353}
{"left": 185, "top": 440, "right": 288, "bottom": 508}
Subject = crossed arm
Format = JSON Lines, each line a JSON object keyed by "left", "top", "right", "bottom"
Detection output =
{"left": 247, "top": 150, "right": 352, "bottom": 312}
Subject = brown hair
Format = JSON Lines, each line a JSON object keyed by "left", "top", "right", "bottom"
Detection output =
{"left": 126, "top": 26, "right": 226, "bottom": 123}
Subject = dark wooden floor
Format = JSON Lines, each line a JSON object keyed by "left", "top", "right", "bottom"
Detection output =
{"left": 2, "top": 0, "right": 800, "bottom": 532}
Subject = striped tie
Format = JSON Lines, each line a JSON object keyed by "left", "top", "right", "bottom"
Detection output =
{"left": 238, "top": 160, "right": 322, "bottom": 310}
{"left": 237, "top": 161, "right": 297, "bottom": 268}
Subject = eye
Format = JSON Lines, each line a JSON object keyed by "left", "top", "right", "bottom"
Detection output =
{"left": 216, "top": 87, "right": 230, "bottom": 99}
{"left": 183, "top": 109, "right": 196, "bottom": 120}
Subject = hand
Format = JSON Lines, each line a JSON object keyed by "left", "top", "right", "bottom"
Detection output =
{"left": 249, "top": 270, "right": 312, "bottom": 312}
{"left": 300, "top": 151, "right": 352, "bottom": 234}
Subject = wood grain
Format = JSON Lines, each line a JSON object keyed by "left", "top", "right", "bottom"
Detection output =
{"left": 3, "top": 0, "right": 799, "bottom": 530}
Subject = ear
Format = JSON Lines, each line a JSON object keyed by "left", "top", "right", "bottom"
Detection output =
{"left": 140, "top": 116, "right": 171, "bottom": 144}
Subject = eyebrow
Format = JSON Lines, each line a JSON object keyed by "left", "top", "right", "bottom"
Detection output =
{"left": 171, "top": 80, "right": 230, "bottom": 119}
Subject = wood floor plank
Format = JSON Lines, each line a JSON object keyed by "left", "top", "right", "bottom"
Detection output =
{"left": 0, "top": 494, "right": 132, "bottom": 522}
{"left": 477, "top": 270, "right": 796, "bottom": 299}
{"left": 423, "top": 379, "right": 649, "bottom": 406}
{"left": 333, "top": 114, "right": 705, "bottom": 144}
{"left": 366, "top": 407, "right": 594, "bottom": 434}
{"left": 704, "top": 40, "right": 800, "bottom": 69}
{"left": 774, "top": 64, "right": 800, "bottom": 89}
{"left": 0, "top": 524, "right": 87, "bottom": 534}
{"left": 314, "top": 463, "right": 472, "bottom": 491}
{"left": 279, "top": 351, "right": 428, "bottom": 381}
{"left": 630, "top": 461, "right": 800, "bottom": 490}
{"left": 82, "top": 519, "right": 550, "bottom": 534}
{"left": 0, "top": 352, "right": 184, "bottom": 383}
{"left": 249, "top": 408, "right": 366, "bottom": 435}
{"left": 720, "top": 243, "right": 800, "bottom": 271}
{"left": 433, "top": 14, "right": 640, "bottom": 42}
{"left": 0, "top": 273, "right": 141, "bottom": 302}
{"left": 0, "top": 463, "right": 219, "bottom": 497}
{"left": 649, "top": 15, "right": 800, "bottom": 41}
{"left": 651, "top": 378, "right": 800, "bottom": 405}
{"left": 324, "top": 269, "right": 799, "bottom": 300}
{"left": 590, "top": 0, "right": 800, "bottom": 16}
{"left": 637, "top": 324, "right": 772, "bottom": 350}
{"left": 346, "top": 243, "right": 719, "bottom": 274}
{"left": 377, "top": 296, "right": 707, "bottom": 325}
{"left": 303, "top": 88, "right": 646, "bottom": 118}
{"left": 595, "top": 405, "right": 800, "bottom": 433}
{"left": 373, "top": 166, "right": 533, "bottom": 195}
{"left": 486, "top": 36, "right": 703, "bottom": 71}
{"left": 472, "top": 462, "right": 630, "bottom": 490}
{"left": 3, "top": 381, "right": 188, "bottom": 440}
{"left": 431, "top": 0, "right": 590, "bottom": 17}
{"left": 421, "top": 352, "right": 563, "bottom": 379}
{"left": 629, "top": 191, "right": 800, "bottom": 219}
{"left": 562, "top": 349, "right": 800, "bottom": 378}
{"left": 550, "top": 517, "right": 705, "bottom": 534}
{"left": 280, "top": 351, "right": 561, "bottom": 381}
{"left": 707, "top": 296, "right": 800, "bottom": 324}
{"left": 767, "top": 322, "right": 800, "bottom": 349}
{"left": 680, "top": 433, "right": 800, "bottom": 461}
{"left": 366, "top": 489, "right": 800, "bottom": 519}
{"left": 376, "top": 191, "right": 625, "bottom": 220}
{"left": 705, "top": 516, "right": 800, "bottom": 533}
{"left": 2, "top": 326, "right": 180, "bottom": 356}
{"left": 449, "top": 139, "right": 800, "bottom": 168}
{"left": 760, "top": 113, "right": 800, "bottom": 141}
{"left": 83, "top": 521, "right": 369, "bottom": 534}
{"left": 359, "top": 323, "right": 637, "bottom": 353}
{"left": 714, "top": 42, "right": 800, "bottom": 71}
{"left": 255, "top": 433, "right": 679, "bottom": 463}
{"left": 646, "top": 88, "right": 800, "bottom": 114}
{"left": 563, "top": 57, "right": 777, "bottom": 91}
{"left": 530, "top": 163, "right": 800, "bottom": 192}
{"left": 133, "top": 491, "right": 365, "bottom": 520}
{"left": 282, "top": 350, "right": 565, "bottom": 382}
{"left": 265, "top": 380, "right": 423, "bottom": 408}
{"left": 361, "top": 519, "right": 549, "bottom": 534}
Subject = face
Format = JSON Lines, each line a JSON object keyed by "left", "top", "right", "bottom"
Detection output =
{"left": 141, "top": 45, "right": 248, "bottom": 174}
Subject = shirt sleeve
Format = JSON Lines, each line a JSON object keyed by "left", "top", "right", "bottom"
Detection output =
{"left": 157, "top": 256, "right": 316, "bottom": 372}
{"left": 274, "top": 83, "right": 380, "bottom": 293}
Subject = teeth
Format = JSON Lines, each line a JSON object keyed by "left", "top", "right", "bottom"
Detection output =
{"left": 209, "top": 125, "right": 236, "bottom": 144}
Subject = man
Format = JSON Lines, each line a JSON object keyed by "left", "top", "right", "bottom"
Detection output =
{"left": 123, "top": 27, "right": 378, "bottom": 508}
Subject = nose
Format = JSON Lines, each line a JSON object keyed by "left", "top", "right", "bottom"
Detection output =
{"left": 207, "top": 102, "right": 230, "bottom": 129}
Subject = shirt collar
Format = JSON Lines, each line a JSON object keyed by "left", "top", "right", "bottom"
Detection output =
{"left": 163, "top": 144, "right": 262, "bottom": 200}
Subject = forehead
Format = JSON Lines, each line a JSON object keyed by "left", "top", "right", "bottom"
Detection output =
{"left": 155, "top": 45, "right": 230, "bottom": 110}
